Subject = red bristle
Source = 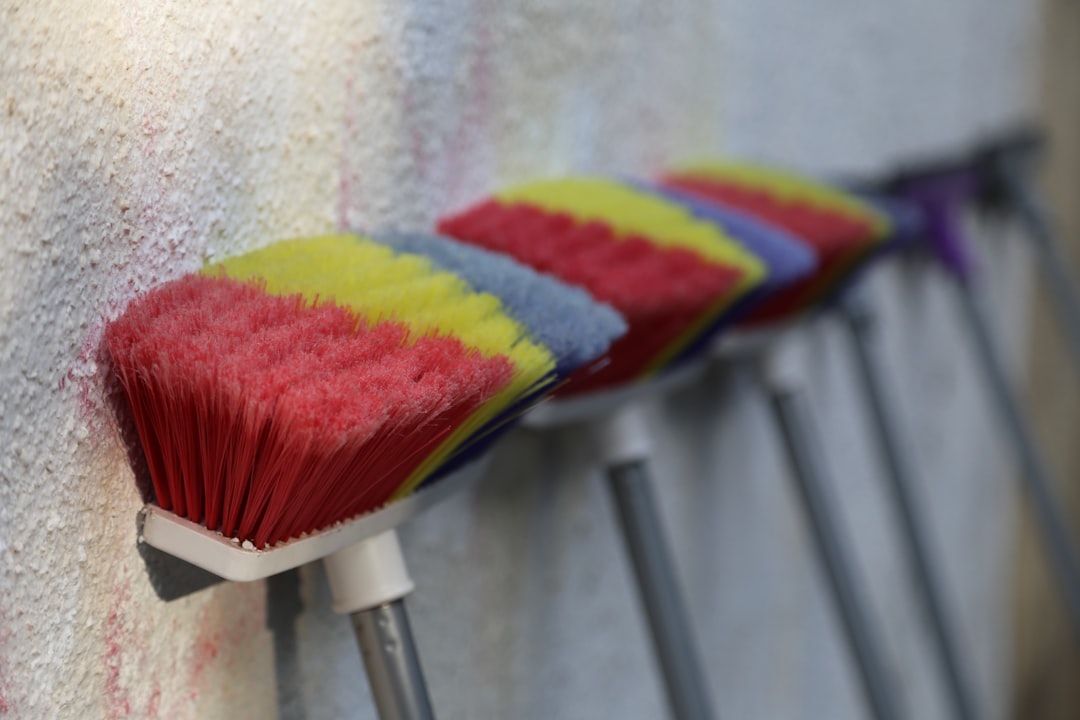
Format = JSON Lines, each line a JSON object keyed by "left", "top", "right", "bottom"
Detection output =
{"left": 662, "top": 176, "right": 874, "bottom": 256}
{"left": 438, "top": 202, "right": 744, "bottom": 394}
{"left": 660, "top": 176, "right": 877, "bottom": 324}
{"left": 105, "top": 274, "right": 514, "bottom": 547}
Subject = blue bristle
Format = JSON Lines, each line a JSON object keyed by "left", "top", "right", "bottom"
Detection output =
{"left": 635, "top": 182, "right": 818, "bottom": 292}
{"left": 377, "top": 232, "right": 627, "bottom": 377}
{"left": 372, "top": 232, "right": 627, "bottom": 482}
{"left": 628, "top": 182, "right": 819, "bottom": 364}
{"left": 809, "top": 193, "right": 922, "bottom": 312}
{"left": 857, "top": 193, "right": 924, "bottom": 247}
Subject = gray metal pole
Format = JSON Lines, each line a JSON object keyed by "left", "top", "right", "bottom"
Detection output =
{"left": 953, "top": 278, "right": 1080, "bottom": 645}
{"left": 607, "top": 459, "right": 717, "bottom": 720}
{"left": 841, "top": 295, "right": 981, "bottom": 720}
{"left": 1000, "top": 161, "right": 1080, "bottom": 377}
{"left": 352, "top": 600, "right": 436, "bottom": 720}
{"left": 763, "top": 372, "right": 903, "bottom": 720}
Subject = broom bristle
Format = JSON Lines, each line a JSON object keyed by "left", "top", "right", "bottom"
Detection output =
{"left": 376, "top": 232, "right": 627, "bottom": 377}
{"left": 637, "top": 183, "right": 817, "bottom": 294}
{"left": 106, "top": 274, "right": 514, "bottom": 548}
{"left": 440, "top": 178, "right": 770, "bottom": 393}
{"left": 439, "top": 197, "right": 751, "bottom": 394}
{"left": 208, "top": 234, "right": 557, "bottom": 498}
{"left": 367, "top": 232, "right": 629, "bottom": 478}
{"left": 628, "top": 183, "right": 819, "bottom": 361}
{"left": 661, "top": 166, "right": 888, "bottom": 324}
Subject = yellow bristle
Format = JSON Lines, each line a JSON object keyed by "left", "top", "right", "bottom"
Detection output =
{"left": 206, "top": 234, "right": 556, "bottom": 497}
{"left": 495, "top": 178, "right": 769, "bottom": 371}
{"left": 495, "top": 177, "right": 767, "bottom": 295}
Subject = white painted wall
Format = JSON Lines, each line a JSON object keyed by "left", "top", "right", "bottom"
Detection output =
{"left": 0, "top": 1, "right": 1040, "bottom": 718}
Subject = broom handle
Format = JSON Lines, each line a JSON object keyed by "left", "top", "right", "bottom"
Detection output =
{"left": 608, "top": 461, "right": 716, "bottom": 720}
{"left": 917, "top": 183, "right": 1080, "bottom": 647}
{"left": 841, "top": 294, "right": 982, "bottom": 720}
{"left": 953, "top": 278, "right": 1080, "bottom": 643}
{"left": 325, "top": 531, "right": 435, "bottom": 720}
{"left": 602, "top": 405, "right": 717, "bottom": 720}
{"left": 351, "top": 600, "right": 436, "bottom": 720}
{"left": 1000, "top": 161, "right": 1080, "bottom": 375}
{"left": 759, "top": 348, "right": 902, "bottom": 720}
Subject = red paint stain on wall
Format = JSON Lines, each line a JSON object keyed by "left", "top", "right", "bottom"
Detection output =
{"left": 61, "top": 322, "right": 111, "bottom": 430}
{"left": 186, "top": 581, "right": 268, "bottom": 704}
{"left": 189, "top": 629, "right": 220, "bottom": 691}
{"left": 442, "top": 0, "right": 494, "bottom": 210}
{"left": 338, "top": 39, "right": 362, "bottom": 231}
{"left": 104, "top": 579, "right": 133, "bottom": 718}
{"left": 0, "top": 600, "right": 14, "bottom": 714}
{"left": 0, "top": 604, "right": 13, "bottom": 714}
{"left": 101, "top": 574, "right": 166, "bottom": 718}
{"left": 104, "top": 639, "right": 130, "bottom": 718}
{"left": 186, "top": 600, "right": 224, "bottom": 701}
{"left": 145, "top": 683, "right": 161, "bottom": 718}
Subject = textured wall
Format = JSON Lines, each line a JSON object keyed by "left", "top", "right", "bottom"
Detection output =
{"left": 1014, "top": 0, "right": 1080, "bottom": 715}
{"left": 0, "top": 1, "right": 1039, "bottom": 718}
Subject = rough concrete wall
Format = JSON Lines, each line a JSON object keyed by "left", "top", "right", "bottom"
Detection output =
{"left": 1013, "top": 0, "right": 1080, "bottom": 716}
{"left": 0, "top": 1, "right": 1039, "bottom": 719}
{"left": 716, "top": 1, "right": 1037, "bottom": 175}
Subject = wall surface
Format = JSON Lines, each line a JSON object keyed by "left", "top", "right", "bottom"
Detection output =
{"left": 0, "top": 1, "right": 1041, "bottom": 719}
{"left": 1013, "top": 0, "right": 1080, "bottom": 716}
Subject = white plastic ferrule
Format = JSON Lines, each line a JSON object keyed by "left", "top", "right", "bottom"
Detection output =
{"left": 323, "top": 530, "right": 415, "bottom": 615}
{"left": 759, "top": 331, "right": 805, "bottom": 394}
{"left": 597, "top": 402, "right": 653, "bottom": 466}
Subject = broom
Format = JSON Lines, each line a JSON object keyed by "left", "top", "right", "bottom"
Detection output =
{"left": 108, "top": 232, "right": 623, "bottom": 720}
{"left": 659, "top": 163, "right": 920, "bottom": 720}
{"left": 440, "top": 176, "right": 773, "bottom": 720}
